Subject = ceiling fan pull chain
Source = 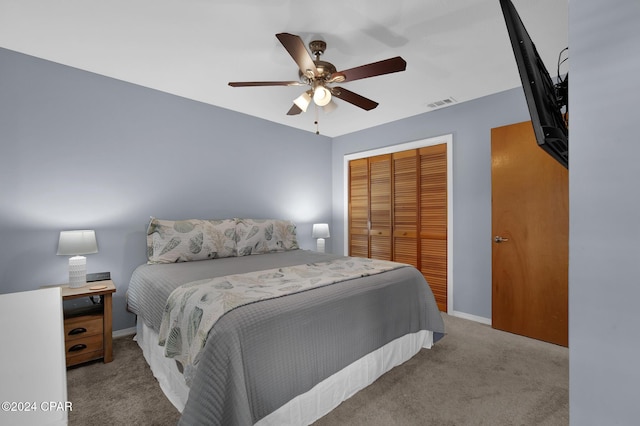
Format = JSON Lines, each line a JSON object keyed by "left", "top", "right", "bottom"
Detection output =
{"left": 315, "top": 104, "right": 320, "bottom": 135}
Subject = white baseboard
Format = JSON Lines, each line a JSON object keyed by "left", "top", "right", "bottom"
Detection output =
{"left": 450, "top": 310, "right": 492, "bottom": 326}
{"left": 113, "top": 326, "right": 136, "bottom": 338}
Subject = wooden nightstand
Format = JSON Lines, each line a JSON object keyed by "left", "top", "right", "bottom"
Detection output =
{"left": 52, "top": 280, "right": 116, "bottom": 367}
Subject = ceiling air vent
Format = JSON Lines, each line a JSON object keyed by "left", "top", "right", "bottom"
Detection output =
{"left": 427, "top": 97, "right": 457, "bottom": 109}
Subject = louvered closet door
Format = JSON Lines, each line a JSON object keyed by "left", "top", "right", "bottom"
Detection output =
{"left": 393, "top": 150, "right": 419, "bottom": 268}
{"left": 348, "top": 158, "right": 369, "bottom": 257}
{"left": 368, "top": 155, "right": 393, "bottom": 260}
{"left": 420, "top": 144, "right": 448, "bottom": 311}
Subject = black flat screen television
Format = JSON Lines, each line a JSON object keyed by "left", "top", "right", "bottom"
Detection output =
{"left": 499, "top": 0, "right": 568, "bottom": 169}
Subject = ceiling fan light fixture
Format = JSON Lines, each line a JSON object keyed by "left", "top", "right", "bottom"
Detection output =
{"left": 293, "top": 91, "right": 312, "bottom": 112}
{"left": 313, "top": 86, "right": 332, "bottom": 106}
{"left": 323, "top": 100, "right": 338, "bottom": 114}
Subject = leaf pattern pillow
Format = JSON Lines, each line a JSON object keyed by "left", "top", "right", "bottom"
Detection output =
{"left": 147, "top": 217, "right": 237, "bottom": 264}
{"left": 235, "top": 218, "right": 299, "bottom": 256}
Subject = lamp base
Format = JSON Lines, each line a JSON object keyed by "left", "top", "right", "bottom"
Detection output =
{"left": 316, "top": 238, "right": 326, "bottom": 253}
{"left": 68, "top": 255, "right": 87, "bottom": 288}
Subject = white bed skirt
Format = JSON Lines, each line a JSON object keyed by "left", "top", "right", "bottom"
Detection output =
{"left": 135, "top": 321, "right": 433, "bottom": 425}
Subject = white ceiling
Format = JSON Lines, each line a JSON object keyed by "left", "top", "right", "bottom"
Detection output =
{"left": 0, "top": 0, "right": 568, "bottom": 137}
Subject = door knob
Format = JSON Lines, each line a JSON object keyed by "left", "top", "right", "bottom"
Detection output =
{"left": 494, "top": 236, "right": 509, "bottom": 243}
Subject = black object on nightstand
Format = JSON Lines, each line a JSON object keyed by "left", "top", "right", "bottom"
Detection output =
{"left": 87, "top": 271, "right": 111, "bottom": 282}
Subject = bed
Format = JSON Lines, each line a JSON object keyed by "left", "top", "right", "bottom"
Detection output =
{"left": 127, "top": 218, "right": 445, "bottom": 425}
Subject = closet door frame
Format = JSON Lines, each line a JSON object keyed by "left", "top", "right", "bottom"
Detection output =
{"left": 343, "top": 134, "right": 453, "bottom": 313}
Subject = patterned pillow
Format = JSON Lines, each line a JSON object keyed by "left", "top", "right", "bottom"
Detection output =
{"left": 235, "top": 218, "right": 299, "bottom": 256}
{"left": 147, "top": 217, "right": 237, "bottom": 264}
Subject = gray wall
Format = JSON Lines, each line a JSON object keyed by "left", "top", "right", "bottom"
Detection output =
{"left": 569, "top": 0, "right": 640, "bottom": 424}
{"left": 3, "top": 40, "right": 532, "bottom": 328}
{"left": 331, "top": 89, "right": 530, "bottom": 320}
{"left": 0, "top": 48, "right": 333, "bottom": 331}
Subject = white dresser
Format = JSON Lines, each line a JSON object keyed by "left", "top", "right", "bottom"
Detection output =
{"left": 0, "top": 287, "right": 68, "bottom": 425}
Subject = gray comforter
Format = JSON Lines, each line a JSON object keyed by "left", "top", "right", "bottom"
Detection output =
{"left": 127, "top": 250, "right": 445, "bottom": 426}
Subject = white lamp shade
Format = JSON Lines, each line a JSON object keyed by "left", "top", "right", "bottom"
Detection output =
{"left": 293, "top": 91, "right": 312, "bottom": 112}
{"left": 57, "top": 230, "right": 98, "bottom": 256}
{"left": 322, "top": 100, "right": 338, "bottom": 114}
{"left": 312, "top": 223, "right": 330, "bottom": 239}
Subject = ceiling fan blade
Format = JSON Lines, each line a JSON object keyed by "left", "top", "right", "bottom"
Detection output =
{"left": 332, "top": 87, "right": 379, "bottom": 111}
{"left": 228, "top": 81, "right": 303, "bottom": 87}
{"left": 337, "top": 56, "right": 407, "bottom": 82}
{"left": 287, "top": 103, "right": 303, "bottom": 115}
{"left": 276, "top": 33, "right": 318, "bottom": 78}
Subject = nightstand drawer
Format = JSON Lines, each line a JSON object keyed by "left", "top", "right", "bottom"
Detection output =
{"left": 65, "top": 332, "right": 103, "bottom": 353}
{"left": 64, "top": 314, "right": 103, "bottom": 339}
{"left": 65, "top": 333, "right": 104, "bottom": 366}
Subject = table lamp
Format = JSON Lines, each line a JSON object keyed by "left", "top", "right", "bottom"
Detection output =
{"left": 312, "top": 223, "right": 330, "bottom": 253}
{"left": 57, "top": 230, "right": 98, "bottom": 288}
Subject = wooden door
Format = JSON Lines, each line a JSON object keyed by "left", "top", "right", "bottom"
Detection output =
{"left": 393, "top": 150, "right": 419, "bottom": 267}
{"left": 369, "top": 155, "right": 393, "bottom": 260}
{"left": 491, "top": 121, "right": 568, "bottom": 346}
{"left": 348, "top": 158, "right": 369, "bottom": 258}
{"left": 420, "top": 145, "right": 448, "bottom": 312}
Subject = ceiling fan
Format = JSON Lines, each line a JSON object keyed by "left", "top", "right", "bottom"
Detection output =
{"left": 228, "top": 33, "right": 407, "bottom": 116}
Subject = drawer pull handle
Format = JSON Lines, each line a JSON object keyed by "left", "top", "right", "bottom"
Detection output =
{"left": 69, "top": 327, "right": 87, "bottom": 335}
{"left": 69, "top": 344, "right": 87, "bottom": 352}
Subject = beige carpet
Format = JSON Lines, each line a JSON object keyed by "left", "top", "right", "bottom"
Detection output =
{"left": 67, "top": 314, "right": 568, "bottom": 425}
{"left": 66, "top": 336, "right": 181, "bottom": 425}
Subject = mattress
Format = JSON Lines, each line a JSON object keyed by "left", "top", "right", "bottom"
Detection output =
{"left": 127, "top": 250, "right": 445, "bottom": 425}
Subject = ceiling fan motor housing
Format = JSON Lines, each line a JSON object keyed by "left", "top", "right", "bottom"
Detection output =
{"left": 309, "top": 40, "right": 326, "bottom": 57}
{"left": 299, "top": 60, "right": 337, "bottom": 83}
